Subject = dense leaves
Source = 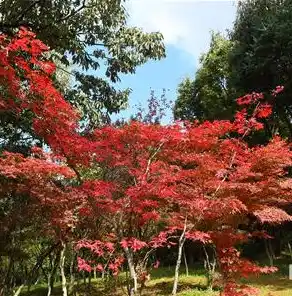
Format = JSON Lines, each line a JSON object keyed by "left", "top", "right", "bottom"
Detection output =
{"left": 0, "top": 0, "right": 165, "bottom": 128}
{"left": 175, "top": 1, "right": 292, "bottom": 141}
{"left": 174, "top": 33, "right": 235, "bottom": 121}
{"left": 1, "top": 29, "right": 292, "bottom": 296}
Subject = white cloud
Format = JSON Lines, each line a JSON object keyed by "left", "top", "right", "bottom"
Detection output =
{"left": 126, "top": 0, "right": 237, "bottom": 64}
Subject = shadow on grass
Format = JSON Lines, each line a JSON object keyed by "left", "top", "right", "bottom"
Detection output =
{"left": 150, "top": 265, "right": 207, "bottom": 279}
{"left": 241, "top": 274, "right": 292, "bottom": 292}
{"left": 21, "top": 286, "right": 62, "bottom": 296}
{"left": 21, "top": 285, "right": 119, "bottom": 296}
{"left": 20, "top": 281, "right": 218, "bottom": 296}
{"left": 143, "top": 281, "right": 220, "bottom": 296}
{"left": 19, "top": 261, "right": 292, "bottom": 296}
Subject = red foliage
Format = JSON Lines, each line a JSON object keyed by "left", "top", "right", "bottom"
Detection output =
{"left": 0, "top": 27, "right": 94, "bottom": 167}
{"left": 1, "top": 29, "right": 291, "bottom": 296}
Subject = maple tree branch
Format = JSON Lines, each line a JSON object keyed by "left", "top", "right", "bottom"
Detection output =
{"left": 179, "top": 216, "right": 188, "bottom": 244}
{"left": 68, "top": 163, "right": 82, "bottom": 184}
{"left": 241, "top": 101, "right": 261, "bottom": 139}
{"left": 58, "top": 146, "right": 83, "bottom": 184}
{"left": 141, "top": 249, "right": 155, "bottom": 268}
{"left": 144, "top": 141, "right": 164, "bottom": 178}
{"left": 212, "top": 151, "right": 236, "bottom": 198}
{"left": 212, "top": 101, "right": 263, "bottom": 198}
{"left": 28, "top": 241, "right": 61, "bottom": 284}
{"left": 102, "top": 250, "right": 115, "bottom": 271}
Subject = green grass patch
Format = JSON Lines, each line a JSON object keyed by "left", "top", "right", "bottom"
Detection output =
{"left": 20, "top": 263, "right": 292, "bottom": 296}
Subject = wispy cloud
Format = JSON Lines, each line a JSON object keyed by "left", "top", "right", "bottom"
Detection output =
{"left": 127, "top": 0, "right": 237, "bottom": 64}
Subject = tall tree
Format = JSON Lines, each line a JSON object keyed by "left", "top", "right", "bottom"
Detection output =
{"left": 230, "top": 0, "right": 292, "bottom": 138}
{"left": 0, "top": 0, "right": 165, "bottom": 151}
{"left": 174, "top": 33, "right": 235, "bottom": 121}
{"left": 175, "top": 1, "right": 292, "bottom": 139}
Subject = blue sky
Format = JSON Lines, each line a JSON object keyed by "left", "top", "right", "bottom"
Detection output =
{"left": 112, "top": 0, "right": 238, "bottom": 123}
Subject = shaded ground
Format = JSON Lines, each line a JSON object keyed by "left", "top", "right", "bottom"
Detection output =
{"left": 20, "top": 265, "right": 292, "bottom": 296}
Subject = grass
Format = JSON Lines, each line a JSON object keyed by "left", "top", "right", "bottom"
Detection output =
{"left": 20, "top": 263, "right": 292, "bottom": 296}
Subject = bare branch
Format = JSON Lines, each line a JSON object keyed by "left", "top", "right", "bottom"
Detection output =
{"left": 144, "top": 141, "right": 164, "bottom": 178}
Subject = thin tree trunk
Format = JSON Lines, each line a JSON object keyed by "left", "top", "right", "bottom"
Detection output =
{"left": 268, "top": 240, "right": 275, "bottom": 259}
{"left": 264, "top": 240, "right": 273, "bottom": 266}
{"left": 88, "top": 272, "right": 92, "bottom": 287}
{"left": 47, "top": 252, "right": 59, "bottom": 296}
{"left": 203, "top": 245, "right": 211, "bottom": 288}
{"left": 172, "top": 217, "right": 187, "bottom": 296}
{"left": 4, "top": 257, "right": 13, "bottom": 295}
{"left": 124, "top": 246, "right": 138, "bottom": 295}
{"left": 83, "top": 272, "right": 86, "bottom": 285}
{"left": 28, "top": 241, "right": 60, "bottom": 290}
{"left": 288, "top": 242, "right": 292, "bottom": 259}
{"left": 172, "top": 236, "right": 185, "bottom": 295}
{"left": 47, "top": 273, "right": 52, "bottom": 296}
{"left": 13, "top": 284, "right": 24, "bottom": 296}
{"left": 69, "top": 251, "right": 76, "bottom": 295}
{"left": 203, "top": 245, "right": 216, "bottom": 290}
{"left": 60, "top": 242, "right": 68, "bottom": 296}
{"left": 183, "top": 247, "right": 189, "bottom": 277}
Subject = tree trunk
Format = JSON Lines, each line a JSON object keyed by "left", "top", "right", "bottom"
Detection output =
{"left": 172, "top": 236, "right": 185, "bottom": 295}
{"left": 47, "top": 262, "right": 58, "bottom": 296}
{"left": 47, "top": 251, "right": 59, "bottom": 296}
{"left": 203, "top": 245, "right": 216, "bottom": 290}
{"left": 47, "top": 273, "right": 52, "bottom": 296}
{"left": 13, "top": 285, "right": 24, "bottom": 296}
{"left": 124, "top": 246, "right": 138, "bottom": 295}
{"left": 69, "top": 251, "right": 76, "bottom": 295}
{"left": 60, "top": 242, "right": 68, "bottom": 296}
{"left": 88, "top": 272, "right": 92, "bottom": 287}
{"left": 288, "top": 242, "right": 292, "bottom": 259}
{"left": 28, "top": 241, "right": 60, "bottom": 290}
{"left": 3, "top": 257, "right": 13, "bottom": 296}
{"left": 264, "top": 240, "right": 274, "bottom": 266}
{"left": 172, "top": 217, "right": 187, "bottom": 296}
{"left": 183, "top": 247, "right": 189, "bottom": 277}
{"left": 268, "top": 240, "right": 275, "bottom": 259}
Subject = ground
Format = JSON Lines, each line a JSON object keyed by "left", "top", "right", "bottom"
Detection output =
{"left": 20, "top": 262, "right": 292, "bottom": 296}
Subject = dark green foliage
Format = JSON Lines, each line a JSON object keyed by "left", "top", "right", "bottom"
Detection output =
{"left": 230, "top": 0, "right": 292, "bottom": 138}
{"left": 230, "top": 0, "right": 291, "bottom": 93}
{"left": 174, "top": 78, "right": 198, "bottom": 121}
{"left": 174, "top": 33, "right": 236, "bottom": 121}
{"left": 174, "top": 1, "right": 292, "bottom": 138}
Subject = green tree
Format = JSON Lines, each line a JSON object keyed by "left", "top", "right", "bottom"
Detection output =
{"left": 174, "top": 33, "right": 235, "bottom": 121}
{"left": 0, "top": 0, "right": 165, "bottom": 128}
{"left": 230, "top": 0, "right": 292, "bottom": 137}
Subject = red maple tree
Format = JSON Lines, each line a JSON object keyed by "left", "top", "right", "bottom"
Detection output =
{"left": 0, "top": 28, "right": 291, "bottom": 296}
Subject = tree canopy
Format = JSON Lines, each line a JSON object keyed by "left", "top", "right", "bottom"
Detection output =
{"left": 174, "top": 0, "right": 292, "bottom": 139}
{"left": 230, "top": 0, "right": 292, "bottom": 138}
{"left": 0, "top": 0, "right": 165, "bottom": 153}
{"left": 174, "top": 33, "right": 235, "bottom": 121}
{"left": 0, "top": 28, "right": 290, "bottom": 296}
{"left": 2, "top": 2, "right": 292, "bottom": 296}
